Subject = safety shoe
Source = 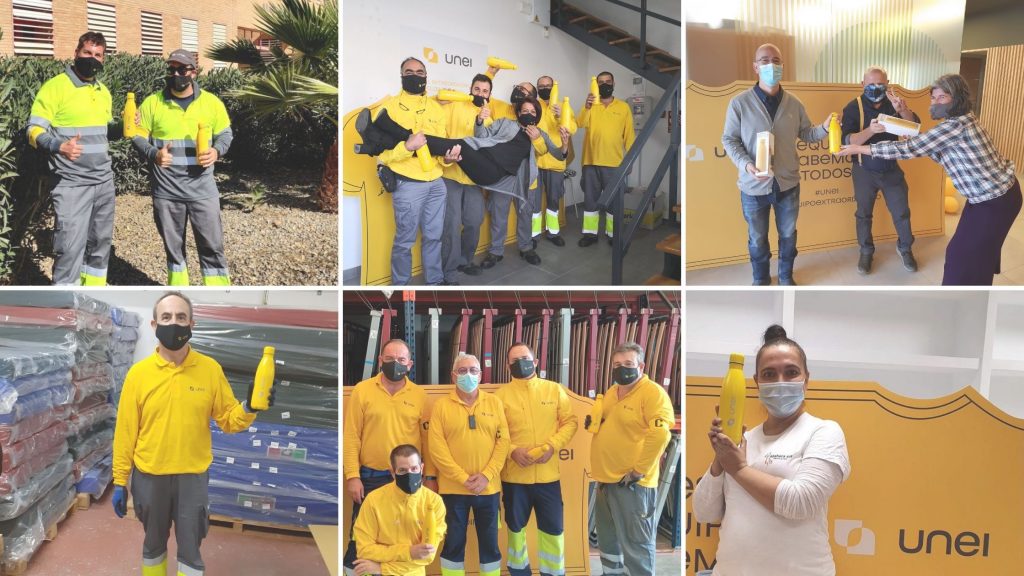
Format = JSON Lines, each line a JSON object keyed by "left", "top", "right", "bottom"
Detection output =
{"left": 857, "top": 253, "right": 872, "bottom": 275}
{"left": 458, "top": 264, "right": 482, "bottom": 276}
{"left": 606, "top": 236, "right": 614, "bottom": 246}
{"left": 545, "top": 233, "right": 565, "bottom": 247}
{"left": 521, "top": 250, "right": 541, "bottom": 265}
{"left": 532, "top": 238, "right": 538, "bottom": 250}
{"left": 578, "top": 234, "right": 598, "bottom": 247}
{"left": 779, "top": 276, "right": 797, "bottom": 286}
{"left": 480, "top": 254, "right": 503, "bottom": 269}
{"left": 900, "top": 250, "right": 918, "bottom": 272}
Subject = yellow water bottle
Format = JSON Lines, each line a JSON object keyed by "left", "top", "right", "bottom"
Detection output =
{"left": 585, "top": 394, "right": 604, "bottom": 433}
{"left": 549, "top": 81, "right": 559, "bottom": 104}
{"left": 590, "top": 76, "right": 599, "bottom": 100}
{"left": 560, "top": 97, "right": 572, "bottom": 131}
{"left": 416, "top": 146, "right": 432, "bottom": 171}
{"left": 828, "top": 112, "right": 841, "bottom": 154}
{"left": 123, "top": 93, "right": 137, "bottom": 138}
{"left": 487, "top": 56, "right": 518, "bottom": 70}
{"left": 196, "top": 121, "right": 210, "bottom": 156}
{"left": 437, "top": 89, "right": 474, "bottom": 103}
{"left": 424, "top": 511, "right": 437, "bottom": 544}
{"left": 719, "top": 353, "right": 746, "bottom": 445}
{"left": 527, "top": 443, "right": 549, "bottom": 460}
{"left": 250, "top": 346, "right": 276, "bottom": 411}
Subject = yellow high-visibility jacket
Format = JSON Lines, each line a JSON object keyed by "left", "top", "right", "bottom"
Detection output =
{"left": 495, "top": 376, "right": 578, "bottom": 484}
{"left": 354, "top": 481, "right": 447, "bottom": 576}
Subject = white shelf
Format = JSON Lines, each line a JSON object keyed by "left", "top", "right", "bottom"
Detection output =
{"left": 988, "top": 358, "right": 1024, "bottom": 376}
{"left": 688, "top": 341, "right": 978, "bottom": 374}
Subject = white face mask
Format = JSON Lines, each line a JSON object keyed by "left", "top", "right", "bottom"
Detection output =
{"left": 758, "top": 380, "right": 805, "bottom": 418}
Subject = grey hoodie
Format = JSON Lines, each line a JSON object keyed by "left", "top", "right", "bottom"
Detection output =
{"left": 722, "top": 86, "right": 828, "bottom": 196}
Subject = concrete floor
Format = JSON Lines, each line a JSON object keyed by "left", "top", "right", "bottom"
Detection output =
{"left": 688, "top": 210, "right": 1024, "bottom": 286}
{"left": 345, "top": 210, "right": 679, "bottom": 286}
{"left": 589, "top": 536, "right": 681, "bottom": 575}
{"left": 25, "top": 489, "right": 331, "bottom": 575}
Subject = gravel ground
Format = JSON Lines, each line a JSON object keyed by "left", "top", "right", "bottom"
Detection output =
{"left": 16, "top": 163, "right": 338, "bottom": 286}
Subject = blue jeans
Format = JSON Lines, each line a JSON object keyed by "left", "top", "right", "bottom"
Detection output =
{"left": 440, "top": 493, "right": 502, "bottom": 575}
{"left": 740, "top": 184, "right": 800, "bottom": 284}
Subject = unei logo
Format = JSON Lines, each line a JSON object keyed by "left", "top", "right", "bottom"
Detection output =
{"left": 835, "top": 519, "right": 876, "bottom": 556}
{"left": 423, "top": 47, "right": 438, "bottom": 63}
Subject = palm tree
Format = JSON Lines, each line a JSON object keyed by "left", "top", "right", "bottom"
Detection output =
{"left": 207, "top": 0, "right": 338, "bottom": 212}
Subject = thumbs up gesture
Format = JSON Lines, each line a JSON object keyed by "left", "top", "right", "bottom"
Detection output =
{"left": 156, "top": 142, "right": 173, "bottom": 168}
{"left": 60, "top": 133, "right": 83, "bottom": 161}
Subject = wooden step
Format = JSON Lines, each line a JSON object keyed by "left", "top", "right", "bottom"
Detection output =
{"left": 659, "top": 65, "right": 681, "bottom": 73}
{"left": 656, "top": 234, "right": 681, "bottom": 256}
{"left": 644, "top": 274, "right": 680, "bottom": 286}
{"left": 608, "top": 37, "right": 636, "bottom": 46}
{"left": 591, "top": 24, "right": 614, "bottom": 33}
{"left": 634, "top": 49, "right": 668, "bottom": 58}
{"left": 569, "top": 15, "right": 590, "bottom": 24}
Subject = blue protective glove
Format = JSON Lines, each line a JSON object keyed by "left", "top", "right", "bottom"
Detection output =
{"left": 112, "top": 485, "right": 127, "bottom": 518}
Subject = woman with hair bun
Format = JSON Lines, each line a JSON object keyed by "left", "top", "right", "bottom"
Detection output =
{"left": 692, "top": 325, "right": 851, "bottom": 576}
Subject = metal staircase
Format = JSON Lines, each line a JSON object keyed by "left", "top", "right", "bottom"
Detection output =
{"left": 551, "top": 0, "right": 681, "bottom": 285}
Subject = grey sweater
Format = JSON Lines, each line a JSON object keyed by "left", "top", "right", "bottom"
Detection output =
{"left": 465, "top": 118, "right": 564, "bottom": 200}
{"left": 722, "top": 87, "right": 828, "bottom": 196}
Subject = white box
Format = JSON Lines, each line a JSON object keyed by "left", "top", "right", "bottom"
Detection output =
{"left": 878, "top": 114, "right": 921, "bottom": 137}
{"left": 755, "top": 131, "right": 774, "bottom": 177}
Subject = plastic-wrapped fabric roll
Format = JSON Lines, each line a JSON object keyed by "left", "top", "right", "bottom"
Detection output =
{"left": 0, "top": 385, "right": 74, "bottom": 425}
{"left": 111, "top": 324, "right": 138, "bottom": 342}
{"left": 0, "top": 406, "right": 71, "bottom": 445}
{"left": 190, "top": 321, "right": 338, "bottom": 385}
{"left": 0, "top": 346, "right": 75, "bottom": 382}
{"left": 75, "top": 454, "right": 112, "bottom": 498}
{"left": 0, "top": 291, "right": 110, "bottom": 315}
{"left": 71, "top": 362, "right": 112, "bottom": 382}
{"left": 67, "top": 403, "right": 115, "bottom": 437}
{"left": 111, "top": 308, "right": 140, "bottom": 327}
{"left": 1, "top": 421, "right": 68, "bottom": 472}
{"left": 73, "top": 445, "right": 111, "bottom": 482}
{"left": 72, "top": 374, "right": 114, "bottom": 404}
{"left": 208, "top": 475, "right": 337, "bottom": 527}
{"left": 0, "top": 450, "right": 71, "bottom": 508}
{"left": 67, "top": 423, "right": 113, "bottom": 461}
{"left": 224, "top": 371, "right": 337, "bottom": 429}
{"left": 193, "top": 304, "right": 337, "bottom": 329}
{"left": 0, "top": 474, "right": 75, "bottom": 571}
{"left": 0, "top": 370, "right": 72, "bottom": 414}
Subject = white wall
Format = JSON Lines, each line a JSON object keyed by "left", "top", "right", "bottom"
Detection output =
{"left": 78, "top": 289, "right": 338, "bottom": 364}
{"left": 576, "top": 0, "right": 681, "bottom": 57}
{"left": 341, "top": 0, "right": 676, "bottom": 275}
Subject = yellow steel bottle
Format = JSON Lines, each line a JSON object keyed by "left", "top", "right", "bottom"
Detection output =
{"left": 250, "top": 346, "right": 276, "bottom": 411}
{"left": 719, "top": 353, "right": 746, "bottom": 445}
{"left": 437, "top": 89, "right": 474, "bottom": 103}
{"left": 416, "top": 146, "right": 432, "bottom": 172}
{"left": 196, "top": 121, "right": 211, "bottom": 156}
{"left": 527, "top": 443, "right": 550, "bottom": 460}
{"left": 549, "top": 81, "right": 559, "bottom": 104}
{"left": 424, "top": 510, "right": 437, "bottom": 544}
{"left": 123, "top": 93, "right": 137, "bottom": 138}
{"left": 560, "top": 97, "right": 572, "bottom": 131}
{"left": 586, "top": 393, "right": 604, "bottom": 433}
{"left": 590, "top": 76, "right": 599, "bottom": 100}
{"left": 828, "top": 112, "right": 841, "bottom": 154}
{"left": 487, "top": 56, "right": 518, "bottom": 70}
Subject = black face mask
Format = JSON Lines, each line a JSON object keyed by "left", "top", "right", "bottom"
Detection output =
{"left": 74, "top": 57, "right": 103, "bottom": 78}
{"left": 156, "top": 323, "right": 192, "bottom": 351}
{"left": 612, "top": 366, "right": 640, "bottom": 386}
{"left": 472, "top": 94, "right": 488, "bottom": 107}
{"left": 166, "top": 75, "right": 192, "bottom": 92}
{"left": 510, "top": 88, "right": 526, "bottom": 104}
{"left": 395, "top": 471, "right": 423, "bottom": 495}
{"left": 382, "top": 360, "right": 409, "bottom": 381}
{"left": 598, "top": 84, "right": 614, "bottom": 98}
{"left": 510, "top": 359, "right": 536, "bottom": 379}
{"left": 538, "top": 87, "right": 552, "bottom": 100}
{"left": 518, "top": 113, "right": 538, "bottom": 126}
{"left": 402, "top": 74, "right": 427, "bottom": 95}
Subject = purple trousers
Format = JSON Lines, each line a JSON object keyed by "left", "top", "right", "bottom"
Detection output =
{"left": 943, "top": 178, "right": 1022, "bottom": 285}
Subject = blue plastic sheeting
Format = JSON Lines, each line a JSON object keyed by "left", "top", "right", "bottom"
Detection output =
{"left": 0, "top": 385, "right": 73, "bottom": 425}
{"left": 0, "top": 346, "right": 75, "bottom": 382}
{"left": 210, "top": 422, "right": 337, "bottom": 470}
{"left": 209, "top": 455, "right": 337, "bottom": 496}
{"left": 0, "top": 370, "right": 72, "bottom": 414}
{"left": 208, "top": 478, "right": 337, "bottom": 527}
{"left": 0, "top": 454, "right": 73, "bottom": 521}
{"left": 75, "top": 454, "right": 112, "bottom": 498}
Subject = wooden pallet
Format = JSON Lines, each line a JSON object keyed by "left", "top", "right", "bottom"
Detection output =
{"left": 208, "top": 514, "right": 313, "bottom": 542}
{"left": 2, "top": 497, "right": 78, "bottom": 575}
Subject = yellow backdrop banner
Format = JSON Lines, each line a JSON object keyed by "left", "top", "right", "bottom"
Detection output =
{"left": 685, "top": 377, "right": 1024, "bottom": 574}
{"left": 685, "top": 82, "right": 946, "bottom": 270}
{"left": 342, "top": 384, "right": 594, "bottom": 575}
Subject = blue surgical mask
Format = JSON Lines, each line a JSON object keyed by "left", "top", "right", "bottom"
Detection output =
{"left": 759, "top": 63, "right": 783, "bottom": 87}
{"left": 456, "top": 373, "right": 479, "bottom": 393}
{"left": 759, "top": 381, "right": 805, "bottom": 418}
{"left": 864, "top": 84, "right": 886, "bottom": 103}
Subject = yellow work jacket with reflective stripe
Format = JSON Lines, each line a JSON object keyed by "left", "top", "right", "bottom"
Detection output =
{"left": 537, "top": 98, "right": 577, "bottom": 171}
{"left": 354, "top": 482, "right": 447, "bottom": 576}
{"left": 343, "top": 374, "right": 431, "bottom": 480}
{"left": 495, "top": 376, "right": 579, "bottom": 484}
{"left": 135, "top": 83, "right": 232, "bottom": 201}
{"left": 577, "top": 98, "right": 636, "bottom": 167}
{"left": 112, "top": 348, "right": 255, "bottom": 486}
{"left": 376, "top": 90, "right": 447, "bottom": 181}
{"left": 590, "top": 375, "right": 674, "bottom": 487}
{"left": 428, "top": 390, "right": 509, "bottom": 495}
{"left": 27, "top": 66, "right": 114, "bottom": 186}
{"left": 441, "top": 99, "right": 481, "bottom": 185}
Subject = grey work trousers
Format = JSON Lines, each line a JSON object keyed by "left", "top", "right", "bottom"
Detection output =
{"left": 852, "top": 162, "right": 914, "bottom": 255}
{"left": 131, "top": 469, "right": 210, "bottom": 576}
{"left": 392, "top": 176, "right": 446, "bottom": 285}
{"left": 488, "top": 189, "right": 539, "bottom": 256}
{"left": 594, "top": 482, "right": 657, "bottom": 576}
{"left": 538, "top": 169, "right": 565, "bottom": 234}
{"left": 582, "top": 165, "right": 617, "bottom": 236}
{"left": 152, "top": 196, "right": 229, "bottom": 285}
{"left": 50, "top": 179, "right": 115, "bottom": 285}
{"left": 441, "top": 178, "right": 485, "bottom": 280}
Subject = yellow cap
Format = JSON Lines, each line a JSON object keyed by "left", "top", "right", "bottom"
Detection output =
{"left": 729, "top": 353, "right": 744, "bottom": 366}
{"left": 263, "top": 346, "right": 275, "bottom": 355}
